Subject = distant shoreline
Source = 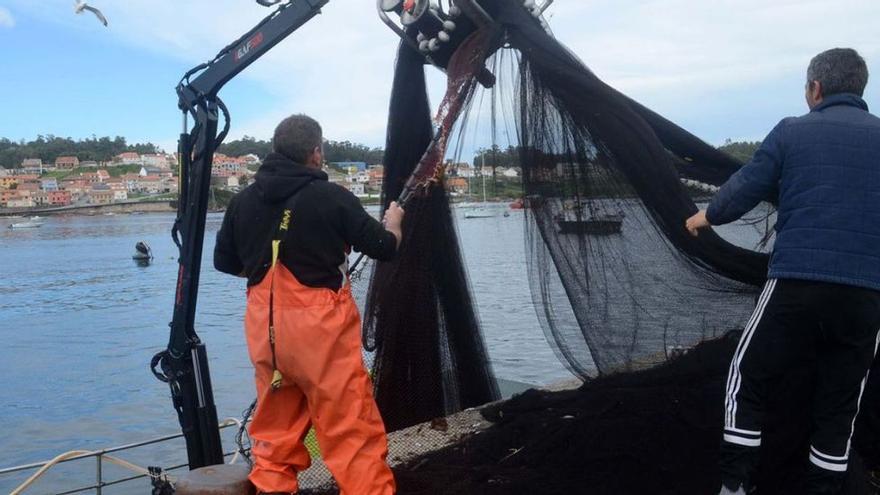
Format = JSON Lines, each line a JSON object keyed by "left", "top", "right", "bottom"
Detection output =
{"left": 0, "top": 194, "right": 530, "bottom": 218}
{"left": 0, "top": 199, "right": 176, "bottom": 217}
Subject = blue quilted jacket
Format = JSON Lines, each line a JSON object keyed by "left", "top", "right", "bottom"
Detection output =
{"left": 707, "top": 93, "right": 880, "bottom": 291}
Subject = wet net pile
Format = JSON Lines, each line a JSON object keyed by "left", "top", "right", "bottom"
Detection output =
{"left": 390, "top": 336, "right": 880, "bottom": 495}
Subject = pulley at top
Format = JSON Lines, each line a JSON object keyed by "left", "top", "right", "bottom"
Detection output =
{"left": 378, "top": 0, "right": 529, "bottom": 89}
{"left": 377, "top": 0, "right": 554, "bottom": 87}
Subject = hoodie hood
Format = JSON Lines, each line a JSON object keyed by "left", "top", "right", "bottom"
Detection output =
{"left": 255, "top": 152, "right": 328, "bottom": 203}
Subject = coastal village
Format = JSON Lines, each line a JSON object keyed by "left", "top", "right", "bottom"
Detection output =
{"left": 0, "top": 151, "right": 522, "bottom": 211}
{"left": 0, "top": 152, "right": 184, "bottom": 209}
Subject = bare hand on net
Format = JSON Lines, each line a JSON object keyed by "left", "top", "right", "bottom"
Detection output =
{"left": 384, "top": 201, "right": 405, "bottom": 247}
{"left": 685, "top": 210, "right": 710, "bottom": 237}
{"left": 385, "top": 201, "right": 405, "bottom": 229}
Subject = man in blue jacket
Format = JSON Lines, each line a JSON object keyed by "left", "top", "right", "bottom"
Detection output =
{"left": 686, "top": 48, "right": 880, "bottom": 495}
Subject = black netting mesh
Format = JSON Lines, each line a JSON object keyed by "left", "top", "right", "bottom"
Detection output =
{"left": 512, "top": 45, "right": 771, "bottom": 375}
{"left": 360, "top": 0, "right": 777, "bottom": 435}
{"left": 363, "top": 32, "right": 501, "bottom": 433}
{"left": 308, "top": 1, "right": 880, "bottom": 493}
{"left": 445, "top": 0, "right": 774, "bottom": 378}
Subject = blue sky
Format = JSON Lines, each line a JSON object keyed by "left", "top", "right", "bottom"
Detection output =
{"left": 1, "top": 1, "right": 879, "bottom": 157}
{"left": 0, "top": 2, "right": 280, "bottom": 152}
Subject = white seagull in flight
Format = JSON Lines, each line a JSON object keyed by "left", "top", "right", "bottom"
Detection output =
{"left": 74, "top": 1, "right": 108, "bottom": 27}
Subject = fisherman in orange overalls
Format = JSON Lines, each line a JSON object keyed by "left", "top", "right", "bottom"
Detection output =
{"left": 214, "top": 114, "right": 402, "bottom": 495}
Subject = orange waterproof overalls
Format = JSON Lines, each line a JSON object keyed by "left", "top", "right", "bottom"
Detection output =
{"left": 244, "top": 208, "right": 395, "bottom": 494}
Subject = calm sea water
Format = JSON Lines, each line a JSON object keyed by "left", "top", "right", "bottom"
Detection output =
{"left": 0, "top": 205, "right": 572, "bottom": 492}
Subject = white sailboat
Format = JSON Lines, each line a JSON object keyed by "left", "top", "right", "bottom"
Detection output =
{"left": 463, "top": 158, "right": 496, "bottom": 219}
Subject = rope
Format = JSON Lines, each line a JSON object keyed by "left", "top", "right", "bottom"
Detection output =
{"left": 223, "top": 416, "right": 245, "bottom": 465}
{"left": 235, "top": 400, "right": 257, "bottom": 466}
{"left": 10, "top": 450, "right": 165, "bottom": 495}
{"left": 8, "top": 417, "right": 245, "bottom": 494}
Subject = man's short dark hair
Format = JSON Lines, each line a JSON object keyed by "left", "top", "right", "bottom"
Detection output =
{"left": 273, "top": 114, "right": 323, "bottom": 163}
{"left": 807, "top": 48, "right": 869, "bottom": 97}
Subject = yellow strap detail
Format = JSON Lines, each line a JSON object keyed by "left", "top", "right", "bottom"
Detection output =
{"left": 268, "top": 208, "right": 292, "bottom": 393}
{"left": 271, "top": 240, "right": 281, "bottom": 268}
{"left": 280, "top": 209, "right": 292, "bottom": 232}
{"left": 271, "top": 369, "right": 283, "bottom": 390}
{"left": 271, "top": 209, "right": 292, "bottom": 268}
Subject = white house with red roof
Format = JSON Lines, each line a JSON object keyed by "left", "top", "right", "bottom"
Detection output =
{"left": 21, "top": 158, "right": 44, "bottom": 174}
{"left": 55, "top": 156, "right": 80, "bottom": 170}
{"left": 140, "top": 154, "right": 168, "bottom": 167}
{"left": 116, "top": 152, "right": 142, "bottom": 165}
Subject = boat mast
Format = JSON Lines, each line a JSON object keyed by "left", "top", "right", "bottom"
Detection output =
{"left": 481, "top": 152, "right": 487, "bottom": 203}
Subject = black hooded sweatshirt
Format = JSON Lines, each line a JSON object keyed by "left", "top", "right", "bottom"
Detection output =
{"left": 213, "top": 153, "right": 397, "bottom": 289}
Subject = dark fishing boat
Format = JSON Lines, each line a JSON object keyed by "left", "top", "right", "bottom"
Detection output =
{"left": 554, "top": 200, "right": 624, "bottom": 235}
{"left": 555, "top": 213, "right": 624, "bottom": 235}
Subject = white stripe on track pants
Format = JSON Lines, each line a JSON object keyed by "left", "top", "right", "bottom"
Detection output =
{"left": 720, "top": 278, "right": 880, "bottom": 494}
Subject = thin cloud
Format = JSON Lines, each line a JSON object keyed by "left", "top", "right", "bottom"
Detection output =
{"left": 5, "top": 0, "right": 880, "bottom": 149}
{"left": 0, "top": 7, "right": 15, "bottom": 28}
{"left": 552, "top": 0, "right": 880, "bottom": 94}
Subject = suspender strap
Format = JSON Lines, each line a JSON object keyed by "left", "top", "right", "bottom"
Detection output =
{"left": 268, "top": 201, "right": 295, "bottom": 391}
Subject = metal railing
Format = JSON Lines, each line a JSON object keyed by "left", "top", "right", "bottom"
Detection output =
{"left": 0, "top": 419, "right": 246, "bottom": 495}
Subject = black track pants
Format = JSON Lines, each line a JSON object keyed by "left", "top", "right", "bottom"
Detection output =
{"left": 719, "top": 278, "right": 880, "bottom": 493}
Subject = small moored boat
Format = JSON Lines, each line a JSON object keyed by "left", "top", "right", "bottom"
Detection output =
{"left": 464, "top": 209, "right": 496, "bottom": 219}
{"left": 9, "top": 221, "right": 44, "bottom": 229}
{"left": 133, "top": 241, "right": 154, "bottom": 261}
{"left": 555, "top": 201, "right": 625, "bottom": 235}
{"left": 555, "top": 214, "right": 623, "bottom": 235}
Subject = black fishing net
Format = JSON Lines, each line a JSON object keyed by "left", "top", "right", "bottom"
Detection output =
{"left": 484, "top": 2, "right": 778, "bottom": 377}
{"left": 360, "top": 1, "right": 879, "bottom": 492}
{"left": 390, "top": 336, "right": 879, "bottom": 495}
{"left": 364, "top": 0, "right": 776, "bottom": 430}
{"left": 363, "top": 32, "right": 501, "bottom": 433}
{"left": 371, "top": 0, "right": 776, "bottom": 381}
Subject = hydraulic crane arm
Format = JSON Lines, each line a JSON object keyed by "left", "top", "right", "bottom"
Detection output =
{"left": 151, "top": 0, "right": 328, "bottom": 470}
{"left": 177, "top": 0, "right": 327, "bottom": 112}
{"left": 150, "top": 0, "right": 542, "bottom": 472}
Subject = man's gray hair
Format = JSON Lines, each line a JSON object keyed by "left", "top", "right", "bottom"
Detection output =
{"left": 807, "top": 48, "right": 869, "bottom": 97}
{"left": 273, "top": 114, "right": 323, "bottom": 163}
